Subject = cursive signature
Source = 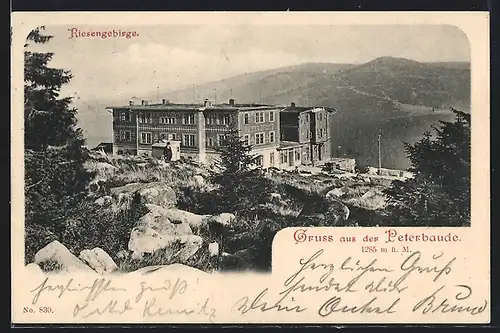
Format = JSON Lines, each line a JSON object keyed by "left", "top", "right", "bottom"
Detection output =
{"left": 232, "top": 288, "right": 307, "bottom": 314}
{"left": 413, "top": 284, "right": 488, "bottom": 315}
{"left": 30, "top": 277, "right": 127, "bottom": 305}
{"left": 318, "top": 296, "right": 400, "bottom": 316}
{"left": 143, "top": 296, "right": 217, "bottom": 322}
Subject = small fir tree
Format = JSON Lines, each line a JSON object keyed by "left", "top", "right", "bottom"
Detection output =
{"left": 209, "top": 126, "right": 271, "bottom": 214}
{"left": 384, "top": 109, "right": 471, "bottom": 226}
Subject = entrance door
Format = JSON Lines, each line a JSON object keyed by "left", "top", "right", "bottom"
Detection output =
{"left": 318, "top": 144, "right": 322, "bottom": 161}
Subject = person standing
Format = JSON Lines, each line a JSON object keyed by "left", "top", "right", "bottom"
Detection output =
{"left": 164, "top": 141, "right": 173, "bottom": 162}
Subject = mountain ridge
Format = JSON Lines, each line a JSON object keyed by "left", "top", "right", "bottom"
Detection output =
{"left": 76, "top": 56, "right": 470, "bottom": 169}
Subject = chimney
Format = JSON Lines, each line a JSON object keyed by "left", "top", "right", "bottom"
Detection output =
{"left": 229, "top": 98, "right": 235, "bottom": 106}
{"left": 129, "top": 100, "right": 134, "bottom": 106}
{"left": 204, "top": 98, "right": 211, "bottom": 107}
{"left": 141, "top": 100, "right": 146, "bottom": 106}
{"left": 162, "top": 98, "right": 169, "bottom": 105}
{"left": 291, "top": 102, "right": 296, "bottom": 107}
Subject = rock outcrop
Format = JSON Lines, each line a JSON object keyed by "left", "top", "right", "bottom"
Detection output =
{"left": 79, "top": 247, "right": 118, "bottom": 274}
{"left": 34, "top": 240, "right": 94, "bottom": 273}
{"left": 110, "top": 182, "right": 177, "bottom": 209}
{"left": 128, "top": 204, "right": 202, "bottom": 262}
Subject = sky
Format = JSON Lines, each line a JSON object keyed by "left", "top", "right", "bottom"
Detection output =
{"left": 27, "top": 24, "right": 470, "bottom": 102}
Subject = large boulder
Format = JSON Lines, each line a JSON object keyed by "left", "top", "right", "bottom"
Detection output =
{"left": 213, "top": 213, "right": 236, "bottom": 226}
{"left": 25, "top": 263, "right": 45, "bottom": 278}
{"left": 128, "top": 205, "right": 201, "bottom": 261}
{"left": 79, "top": 248, "right": 118, "bottom": 274}
{"left": 326, "top": 188, "right": 346, "bottom": 198}
{"left": 160, "top": 207, "right": 210, "bottom": 228}
{"left": 110, "top": 182, "right": 177, "bottom": 209}
{"left": 34, "top": 240, "right": 94, "bottom": 273}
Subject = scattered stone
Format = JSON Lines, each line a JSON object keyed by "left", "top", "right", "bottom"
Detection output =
{"left": 128, "top": 205, "right": 196, "bottom": 260}
{"left": 110, "top": 182, "right": 177, "bottom": 208}
{"left": 79, "top": 248, "right": 118, "bottom": 274}
{"left": 193, "top": 175, "right": 204, "bottom": 185}
{"left": 214, "top": 213, "right": 236, "bottom": 226}
{"left": 25, "top": 263, "right": 44, "bottom": 276}
{"left": 94, "top": 195, "right": 113, "bottom": 206}
{"left": 326, "top": 188, "right": 345, "bottom": 198}
{"left": 208, "top": 242, "right": 219, "bottom": 257}
{"left": 34, "top": 240, "right": 94, "bottom": 273}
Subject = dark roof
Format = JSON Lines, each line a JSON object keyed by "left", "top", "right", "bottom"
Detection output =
{"left": 106, "top": 103, "right": 279, "bottom": 112}
{"left": 280, "top": 106, "right": 315, "bottom": 113}
{"left": 280, "top": 106, "right": 338, "bottom": 113}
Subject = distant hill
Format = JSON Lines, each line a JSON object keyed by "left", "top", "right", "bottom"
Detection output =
{"left": 76, "top": 57, "right": 470, "bottom": 169}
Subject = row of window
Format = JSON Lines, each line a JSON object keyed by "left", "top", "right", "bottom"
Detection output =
{"left": 118, "top": 129, "right": 278, "bottom": 148}
{"left": 279, "top": 150, "right": 302, "bottom": 164}
{"left": 120, "top": 112, "right": 236, "bottom": 125}
{"left": 120, "top": 110, "right": 314, "bottom": 126}
{"left": 243, "top": 131, "right": 275, "bottom": 146}
{"left": 120, "top": 112, "right": 196, "bottom": 125}
{"left": 243, "top": 111, "right": 275, "bottom": 125}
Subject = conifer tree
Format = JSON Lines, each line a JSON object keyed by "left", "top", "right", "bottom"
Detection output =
{"left": 24, "top": 27, "right": 94, "bottom": 261}
{"left": 384, "top": 109, "right": 471, "bottom": 226}
{"left": 209, "top": 126, "right": 270, "bottom": 214}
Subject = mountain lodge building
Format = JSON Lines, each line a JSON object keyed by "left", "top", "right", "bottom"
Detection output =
{"left": 107, "top": 98, "right": 336, "bottom": 169}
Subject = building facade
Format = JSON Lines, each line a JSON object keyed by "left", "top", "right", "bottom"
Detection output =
{"left": 279, "top": 103, "right": 335, "bottom": 167}
{"left": 109, "top": 98, "right": 335, "bottom": 169}
{"left": 109, "top": 98, "right": 281, "bottom": 168}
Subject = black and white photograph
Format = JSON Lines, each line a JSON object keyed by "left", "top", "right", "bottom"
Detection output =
{"left": 23, "top": 22, "right": 471, "bottom": 276}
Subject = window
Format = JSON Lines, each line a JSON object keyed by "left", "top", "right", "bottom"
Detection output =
{"left": 139, "top": 112, "right": 151, "bottom": 124}
{"left": 255, "top": 155, "right": 263, "bottom": 167}
{"left": 160, "top": 133, "right": 176, "bottom": 141}
{"left": 217, "top": 134, "right": 226, "bottom": 146}
{"left": 269, "top": 131, "right": 275, "bottom": 143}
{"left": 120, "top": 112, "right": 130, "bottom": 122}
{"left": 255, "top": 132, "right": 265, "bottom": 145}
{"left": 270, "top": 152, "right": 275, "bottom": 166}
{"left": 295, "top": 150, "right": 300, "bottom": 161}
{"left": 306, "top": 130, "right": 310, "bottom": 139}
{"left": 207, "top": 137, "right": 214, "bottom": 147}
{"left": 306, "top": 113, "right": 310, "bottom": 122}
{"left": 243, "top": 134, "right": 250, "bottom": 146}
{"left": 319, "top": 128, "right": 324, "bottom": 138}
{"left": 269, "top": 111, "right": 275, "bottom": 122}
{"left": 280, "top": 151, "right": 288, "bottom": 164}
{"left": 255, "top": 112, "right": 265, "bottom": 123}
{"left": 206, "top": 115, "right": 217, "bottom": 125}
{"left": 140, "top": 132, "right": 152, "bottom": 144}
{"left": 219, "top": 114, "right": 230, "bottom": 125}
{"left": 120, "top": 130, "right": 131, "bottom": 141}
{"left": 183, "top": 134, "right": 196, "bottom": 147}
{"left": 160, "top": 117, "right": 176, "bottom": 124}
{"left": 319, "top": 113, "right": 323, "bottom": 121}
{"left": 182, "top": 114, "right": 195, "bottom": 125}
{"left": 244, "top": 113, "right": 249, "bottom": 124}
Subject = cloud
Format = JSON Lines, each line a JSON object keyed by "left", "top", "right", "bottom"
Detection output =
{"left": 58, "top": 41, "right": 303, "bottom": 100}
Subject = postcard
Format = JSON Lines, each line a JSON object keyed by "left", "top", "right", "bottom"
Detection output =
{"left": 11, "top": 11, "right": 490, "bottom": 324}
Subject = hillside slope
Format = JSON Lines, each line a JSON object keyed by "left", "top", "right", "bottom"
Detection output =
{"left": 77, "top": 57, "right": 470, "bottom": 169}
